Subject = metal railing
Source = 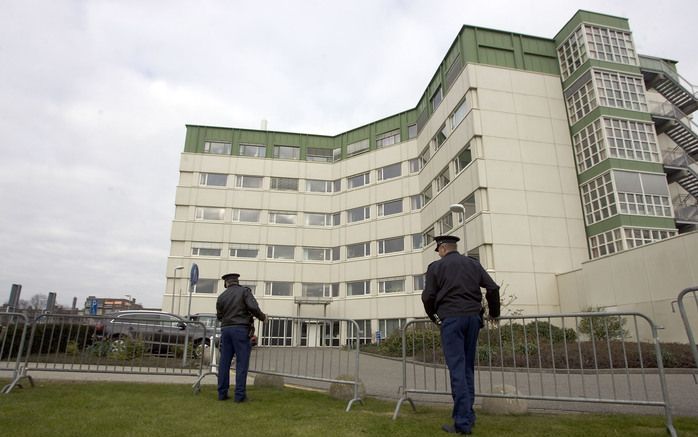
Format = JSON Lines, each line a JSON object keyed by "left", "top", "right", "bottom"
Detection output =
{"left": 393, "top": 313, "right": 676, "bottom": 437}
{"left": 1, "top": 313, "right": 30, "bottom": 393}
{"left": 245, "top": 315, "right": 363, "bottom": 412}
{"left": 640, "top": 55, "right": 698, "bottom": 99}
{"left": 674, "top": 287, "right": 698, "bottom": 371}
{"left": 2, "top": 313, "right": 208, "bottom": 394}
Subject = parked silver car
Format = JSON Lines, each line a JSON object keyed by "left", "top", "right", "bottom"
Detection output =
{"left": 95, "top": 310, "right": 211, "bottom": 358}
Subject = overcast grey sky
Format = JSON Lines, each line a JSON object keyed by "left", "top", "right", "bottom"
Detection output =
{"left": 1, "top": 0, "right": 696, "bottom": 309}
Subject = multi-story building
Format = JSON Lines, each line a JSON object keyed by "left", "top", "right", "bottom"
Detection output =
{"left": 165, "top": 10, "right": 698, "bottom": 342}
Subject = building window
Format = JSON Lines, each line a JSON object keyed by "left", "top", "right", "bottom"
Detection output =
{"left": 377, "top": 162, "right": 402, "bottom": 181}
{"left": 418, "top": 145, "right": 431, "bottom": 168}
{"left": 378, "top": 318, "right": 406, "bottom": 339}
{"left": 347, "top": 319, "right": 372, "bottom": 345}
{"left": 614, "top": 171, "right": 671, "bottom": 217}
{"left": 413, "top": 274, "right": 425, "bottom": 291}
{"left": 240, "top": 281, "right": 257, "bottom": 294}
{"left": 346, "top": 242, "right": 370, "bottom": 259}
{"left": 346, "top": 281, "right": 370, "bottom": 296}
{"left": 409, "top": 158, "right": 422, "bottom": 173}
{"left": 431, "top": 124, "right": 448, "bottom": 151}
{"left": 303, "top": 247, "right": 335, "bottom": 262}
{"left": 306, "top": 147, "right": 334, "bottom": 162}
{"left": 332, "top": 147, "right": 342, "bottom": 161}
{"left": 346, "top": 139, "right": 369, "bottom": 157}
{"left": 270, "top": 177, "right": 299, "bottom": 191}
{"left": 410, "top": 194, "right": 423, "bottom": 211}
{"left": 436, "top": 166, "right": 450, "bottom": 192}
{"left": 194, "top": 278, "right": 217, "bottom": 294}
{"left": 431, "top": 86, "right": 443, "bottom": 111}
{"left": 306, "top": 179, "right": 338, "bottom": 193}
{"left": 378, "top": 277, "right": 405, "bottom": 294}
{"left": 229, "top": 244, "right": 259, "bottom": 258}
{"left": 378, "top": 237, "right": 404, "bottom": 254}
{"left": 199, "top": 172, "right": 228, "bottom": 187}
{"left": 203, "top": 141, "right": 231, "bottom": 155}
{"left": 235, "top": 175, "right": 263, "bottom": 189}
{"left": 584, "top": 24, "right": 637, "bottom": 66}
{"left": 593, "top": 70, "right": 647, "bottom": 112}
{"left": 604, "top": 118, "right": 659, "bottom": 163}
{"left": 573, "top": 119, "right": 606, "bottom": 173}
{"left": 267, "top": 245, "right": 295, "bottom": 260}
{"left": 450, "top": 98, "right": 468, "bottom": 130}
{"left": 454, "top": 145, "right": 472, "bottom": 174}
{"left": 195, "top": 207, "right": 225, "bottom": 221}
{"left": 557, "top": 26, "right": 587, "bottom": 81}
{"left": 273, "top": 145, "right": 300, "bottom": 160}
{"left": 455, "top": 194, "right": 476, "bottom": 222}
{"left": 589, "top": 228, "right": 624, "bottom": 259}
{"left": 623, "top": 227, "right": 676, "bottom": 249}
{"left": 264, "top": 281, "right": 293, "bottom": 296}
{"left": 438, "top": 212, "right": 453, "bottom": 234}
{"left": 239, "top": 143, "right": 266, "bottom": 158}
{"left": 412, "top": 233, "right": 424, "bottom": 250}
{"left": 580, "top": 172, "right": 617, "bottom": 226}
{"left": 191, "top": 242, "right": 222, "bottom": 257}
{"left": 261, "top": 319, "right": 292, "bottom": 346}
{"left": 376, "top": 129, "right": 401, "bottom": 148}
{"left": 302, "top": 283, "right": 338, "bottom": 298}
{"left": 378, "top": 199, "right": 403, "bottom": 216}
{"left": 566, "top": 80, "right": 597, "bottom": 125}
{"left": 232, "top": 208, "right": 260, "bottom": 223}
{"left": 305, "top": 212, "right": 339, "bottom": 227}
{"left": 421, "top": 185, "right": 433, "bottom": 205}
{"left": 347, "top": 172, "right": 370, "bottom": 189}
{"left": 269, "top": 211, "right": 297, "bottom": 225}
{"left": 422, "top": 227, "right": 435, "bottom": 246}
{"left": 408, "top": 124, "right": 418, "bottom": 139}
{"left": 347, "top": 206, "right": 370, "bottom": 223}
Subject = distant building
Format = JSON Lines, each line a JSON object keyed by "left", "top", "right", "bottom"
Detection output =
{"left": 84, "top": 296, "right": 142, "bottom": 315}
{"left": 165, "top": 10, "right": 698, "bottom": 342}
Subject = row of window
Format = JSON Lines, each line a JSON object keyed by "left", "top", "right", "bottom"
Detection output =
{"left": 565, "top": 69, "right": 648, "bottom": 125}
{"left": 558, "top": 23, "right": 637, "bottom": 81}
{"left": 191, "top": 276, "right": 426, "bottom": 298}
{"left": 202, "top": 125, "right": 419, "bottom": 162}
{"left": 580, "top": 170, "right": 672, "bottom": 226}
{"left": 258, "top": 318, "right": 406, "bottom": 346}
{"left": 573, "top": 117, "right": 660, "bottom": 174}
{"left": 588, "top": 227, "right": 677, "bottom": 259}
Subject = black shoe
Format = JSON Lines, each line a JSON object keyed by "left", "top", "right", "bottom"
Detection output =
{"left": 234, "top": 396, "right": 248, "bottom": 403}
{"left": 218, "top": 394, "right": 230, "bottom": 401}
{"left": 441, "top": 424, "right": 471, "bottom": 435}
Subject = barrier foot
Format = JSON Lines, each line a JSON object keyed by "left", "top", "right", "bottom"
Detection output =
{"left": 345, "top": 397, "right": 363, "bottom": 412}
{"left": 392, "top": 396, "right": 416, "bottom": 420}
{"left": 192, "top": 371, "right": 217, "bottom": 395}
{"left": 2, "top": 367, "right": 34, "bottom": 394}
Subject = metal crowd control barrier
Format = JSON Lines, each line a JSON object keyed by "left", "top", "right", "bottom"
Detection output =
{"left": 675, "top": 286, "right": 698, "bottom": 372}
{"left": 393, "top": 313, "right": 676, "bottom": 437}
{"left": 1, "top": 312, "right": 30, "bottom": 393}
{"left": 243, "top": 315, "right": 363, "bottom": 412}
{"left": 3, "top": 313, "right": 209, "bottom": 394}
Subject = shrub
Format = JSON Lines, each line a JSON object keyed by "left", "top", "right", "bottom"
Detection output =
{"left": 578, "top": 308, "right": 628, "bottom": 340}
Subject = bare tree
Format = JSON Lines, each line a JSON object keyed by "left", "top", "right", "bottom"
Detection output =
{"left": 29, "top": 294, "right": 48, "bottom": 310}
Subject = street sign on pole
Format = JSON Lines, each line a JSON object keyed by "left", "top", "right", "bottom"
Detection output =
{"left": 90, "top": 298, "right": 98, "bottom": 315}
{"left": 190, "top": 263, "right": 199, "bottom": 287}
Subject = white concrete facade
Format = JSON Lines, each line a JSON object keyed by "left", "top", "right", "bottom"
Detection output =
{"left": 165, "top": 63, "right": 589, "bottom": 338}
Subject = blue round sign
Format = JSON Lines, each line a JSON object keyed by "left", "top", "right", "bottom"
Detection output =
{"left": 190, "top": 263, "right": 199, "bottom": 286}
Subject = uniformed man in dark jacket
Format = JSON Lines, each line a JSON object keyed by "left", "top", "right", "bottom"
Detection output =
{"left": 216, "top": 273, "right": 266, "bottom": 402}
{"left": 422, "top": 235, "right": 500, "bottom": 435}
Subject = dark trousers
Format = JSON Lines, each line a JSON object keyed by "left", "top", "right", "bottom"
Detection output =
{"left": 441, "top": 315, "right": 481, "bottom": 433}
{"left": 218, "top": 326, "right": 251, "bottom": 401}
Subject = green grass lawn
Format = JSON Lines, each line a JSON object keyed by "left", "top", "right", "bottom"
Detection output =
{"left": 1, "top": 380, "right": 697, "bottom": 436}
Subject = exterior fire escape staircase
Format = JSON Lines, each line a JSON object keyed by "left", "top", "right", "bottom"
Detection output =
{"left": 641, "top": 56, "right": 698, "bottom": 230}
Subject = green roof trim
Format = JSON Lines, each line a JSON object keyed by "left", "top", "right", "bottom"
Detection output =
{"left": 585, "top": 215, "right": 677, "bottom": 237}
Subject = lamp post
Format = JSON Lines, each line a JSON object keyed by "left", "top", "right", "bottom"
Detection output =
{"left": 170, "top": 266, "right": 184, "bottom": 313}
{"left": 449, "top": 203, "right": 467, "bottom": 253}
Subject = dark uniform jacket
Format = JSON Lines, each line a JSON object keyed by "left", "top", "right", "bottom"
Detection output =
{"left": 216, "top": 284, "right": 266, "bottom": 327}
{"left": 421, "top": 251, "right": 500, "bottom": 323}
